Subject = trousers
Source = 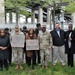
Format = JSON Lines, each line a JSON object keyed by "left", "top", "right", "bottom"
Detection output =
{"left": 52, "top": 45, "right": 66, "bottom": 65}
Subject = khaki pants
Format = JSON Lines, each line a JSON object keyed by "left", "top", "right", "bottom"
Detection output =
{"left": 12, "top": 48, "right": 23, "bottom": 65}
{"left": 52, "top": 45, "right": 66, "bottom": 65}
{"left": 40, "top": 49, "right": 50, "bottom": 66}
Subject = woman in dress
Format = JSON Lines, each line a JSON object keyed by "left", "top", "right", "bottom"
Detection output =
{"left": 26, "top": 28, "right": 37, "bottom": 68}
{"left": 0, "top": 29, "right": 10, "bottom": 71}
{"left": 65, "top": 24, "right": 75, "bottom": 67}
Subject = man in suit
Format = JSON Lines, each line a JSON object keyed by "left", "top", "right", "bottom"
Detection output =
{"left": 35, "top": 23, "right": 41, "bottom": 64}
{"left": 65, "top": 24, "right": 75, "bottom": 67}
{"left": 51, "top": 22, "right": 66, "bottom": 66}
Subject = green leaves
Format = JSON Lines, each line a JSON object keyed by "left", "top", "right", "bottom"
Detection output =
{"left": 65, "top": 1, "right": 75, "bottom": 13}
{"left": 4, "top": 0, "right": 14, "bottom": 9}
{"left": 4, "top": 0, "right": 28, "bottom": 15}
{"left": 4, "top": 0, "right": 75, "bottom": 16}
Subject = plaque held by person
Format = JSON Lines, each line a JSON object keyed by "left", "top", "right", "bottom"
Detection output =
{"left": 11, "top": 34, "right": 25, "bottom": 47}
{"left": 26, "top": 40, "right": 39, "bottom": 50}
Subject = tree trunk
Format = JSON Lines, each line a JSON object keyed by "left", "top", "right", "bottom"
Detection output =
{"left": 5, "top": 11, "right": 7, "bottom": 24}
{"left": 16, "top": 11, "right": 18, "bottom": 25}
{"left": 9, "top": 11, "right": 12, "bottom": 24}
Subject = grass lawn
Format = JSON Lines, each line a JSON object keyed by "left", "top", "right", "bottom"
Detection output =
{"left": 0, "top": 62, "right": 75, "bottom": 75}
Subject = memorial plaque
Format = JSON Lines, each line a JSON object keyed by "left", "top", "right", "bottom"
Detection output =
{"left": 26, "top": 40, "right": 39, "bottom": 50}
{"left": 11, "top": 34, "right": 25, "bottom": 47}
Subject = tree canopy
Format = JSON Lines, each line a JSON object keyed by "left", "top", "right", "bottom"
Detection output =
{"left": 4, "top": 0, "right": 75, "bottom": 16}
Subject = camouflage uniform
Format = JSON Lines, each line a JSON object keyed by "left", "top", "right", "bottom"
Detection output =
{"left": 38, "top": 31, "right": 53, "bottom": 66}
{"left": 11, "top": 32, "right": 24, "bottom": 65}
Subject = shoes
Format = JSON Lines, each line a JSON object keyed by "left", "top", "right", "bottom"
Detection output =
{"left": 5, "top": 67, "right": 8, "bottom": 71}
{"left": 52, "top": 64, "right": 56, "bottom": 66}
{"left": 15, "top": 65, "right": 19, "bottom": 70}
{"left": 42, "top": 65, "right": 48, "bottom": 69}
{"left": 38, "top": 64, "right": 41, "bottom": 66}
{"left": 0, "top": 67, "right": 3, "bottom": 71}
{"left": 62, "top": 64, "right": 66, "bottom": 67}
{"left": 45, "top": 66, "right": 48, "bottom": 69}
{"left": 62, "top": 63, "right": 66, "bottom": 67}
{"left": 42, "top": 66, "right": 45, "bottom": 69}
{"left": 20, "top": 65, "right": 23, "bottom": 70}
{"left": 0, "top": 66, "right": 8, "bottom": 71}
{"left": 15, "top": 65, "right": 23, "bottom": 70}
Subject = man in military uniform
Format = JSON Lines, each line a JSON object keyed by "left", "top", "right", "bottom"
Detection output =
{"left": 38, "top": 25, "right": 53, "bottom": 69}
{"left": 11, "top": 26, "right": 25, "bottom": 70}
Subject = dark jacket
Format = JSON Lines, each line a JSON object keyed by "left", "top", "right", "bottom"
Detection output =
{"left": 22, "top": 30, "right": 28, "bottom": 52}
{"left": 35, "top": 28, "right": 39, "bottom": 36}
{"left": 65, "top": 30, "right": 75, "bottom": 54}
{"left": 0, "top": 35, "right": 10, "bottom": 60}
{"left": 50, "top": 29, "right": 65, "bottom": 46}
{"left": 6, "top": 33, "right": 12, "bottom": 60}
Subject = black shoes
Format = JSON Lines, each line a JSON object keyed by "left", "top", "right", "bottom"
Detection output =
{"left": 0, "top": 67, "right": 3, "bottom": 71}
{"left": 5, "top": 68, "right": 8, "bottom": 71}
{"left": 5, "top": 67, "right": 8, "bottom": 71}
{"left": 0, "top": 67, "right": 9, "bottom": 71}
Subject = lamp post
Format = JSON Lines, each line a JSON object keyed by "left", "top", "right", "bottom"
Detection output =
{"left": 60, "top": 9, "right": 64, "bottom": 29}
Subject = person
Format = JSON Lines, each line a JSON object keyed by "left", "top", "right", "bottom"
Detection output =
{"left": 26, "top": 28, "right": 37, "bottom": 67}
{"left": 65, "top": 24, "right": 75, "bottom": 67}
{"left": 50, "top": 22, "right": 66, "bottom": 66}
{"left": 38, "top": 25, "right": 52, "bottom": 69}
{"left": 22, "top": 26, "right": 28, "bottom": 64}
{"left": 35, "top": 23, "right": 41, "bottom": 36}
{"left": 22, "top": 26, "right": 28, "bottom": 34}
{"left": 35, "top": 23, "right": 41, "bottom": 64}
{"left": 0, "top": 29, "right": 10, "bottom": 71}
{"left": 11, "top": 26, "right": 24, "bottom": 70}
{"left": 5, "top": 28, "right": 12, "bottom": 66}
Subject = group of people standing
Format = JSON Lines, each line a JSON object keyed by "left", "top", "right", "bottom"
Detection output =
{"left": 0, "top": 22, "right": 75, "bottom": 71}
{"left": 51, "top": 23, "right": 75, "bottom": 68}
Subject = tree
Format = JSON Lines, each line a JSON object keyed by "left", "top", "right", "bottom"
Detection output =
{"left": 40, "top": 0, "right": 75, "bottom": 14}
{"left": 4, "top": 0, "right": 31, "bottom": 25}
{"left": 64, "top": 0, "right": 75, "bottom": 14}
{"left": 4, "top": 0, "right": 46, "bottom": 25}
{"left": 4, "top": 0, "right": 75, "bottom": 25}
